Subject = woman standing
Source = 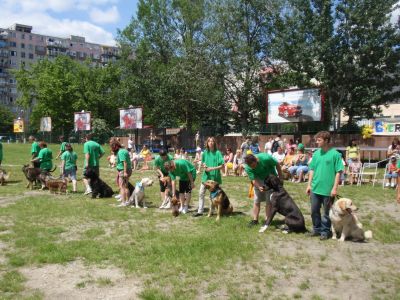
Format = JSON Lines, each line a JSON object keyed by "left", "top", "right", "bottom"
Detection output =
{"left": 346, "top": 139, "right": 360, "bottom": 165}
{"left": 61, "top": 143, "right": 78, "bottom": 192}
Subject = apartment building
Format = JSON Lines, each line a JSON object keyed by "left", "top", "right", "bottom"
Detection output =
{"left": 0, "top": 23, "right": 119, "bottom": 116}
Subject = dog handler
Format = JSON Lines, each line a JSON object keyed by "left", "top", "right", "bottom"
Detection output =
{"left": 31, "top": 141, "right": 53, "bottom": 190}
{"left": 111, "top": 141, "right": 132, "bottom": 207}
{"left": 306, "top": 131, "right": 344, "bottom": 240}
{"left": 29, "top": 136, "right": 41, "bottom": 168}
{"left": 244, "top": 153, "right": 283, "bottom": 228}
{"left": 83, "top": 134, "right": 105, "bottom": 195}
{"left": 164, "top": 159, "right": 196, "bottom": 214}
{"left": 155, "top": 149, "right": 174, "bottom": 208}
{"left": 193, "top": 137, "right": 224, "bottom": 217}
{"left": 61, "top": 143, "right": 78, "bottom": 192}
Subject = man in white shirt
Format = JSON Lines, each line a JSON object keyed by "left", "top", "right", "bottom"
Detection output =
{"left": 272, "top": 146, "right": 285, "bottom": 165}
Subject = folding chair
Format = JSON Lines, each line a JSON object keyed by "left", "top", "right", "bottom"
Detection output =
{"left": 357, "top": 162, "right": 378, "bottom": 186}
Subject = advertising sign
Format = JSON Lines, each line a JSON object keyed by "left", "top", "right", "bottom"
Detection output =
{"left": 13, "top": 119, "right": 24, "bottom": 133}
{"left": 373, "top": 120, "right": 400, "bottom": 135}
{"left": 40, "top": 117, "right": 52, "bottom": 132}
{"left": 120, "top": 107, "right": 143, "bottom": 129}
{"left": 74, "top": 112, "right": 91, "bottom": 131}
{"left": 267, "top": 88, "right": 323, "bottom": 123}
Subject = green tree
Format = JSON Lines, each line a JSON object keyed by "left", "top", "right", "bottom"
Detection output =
{"left": 0, "top": 105, "right": 14, "bottom": 132}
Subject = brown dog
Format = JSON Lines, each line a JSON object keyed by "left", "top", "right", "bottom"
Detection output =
{"left": 46, "top": 178, "right": 68, "bottom": 194}
{"left": 22, "top": 164, "right": 41, "bottom": 189}
{"left": 171, "top": 196, "right": 180, "bottom": 217}
{"left": 0, "top": 168, "right": 10, "bottom": 186}
{"left": 203, "top": 180, "right": 233, "bottom": 221}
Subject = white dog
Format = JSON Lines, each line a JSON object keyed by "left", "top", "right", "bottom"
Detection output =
{"left": 128, "top": 177, "right": 153, "bottom": 208}
{"left": 329, "top": 198, "right": 372, "bottom": 242}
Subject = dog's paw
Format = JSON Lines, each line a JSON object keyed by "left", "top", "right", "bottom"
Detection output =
{"left": 332, "top": 235, "right": 337, "bottom": 240}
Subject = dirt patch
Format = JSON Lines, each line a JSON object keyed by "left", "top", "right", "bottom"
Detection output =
{"left": 20, "top": 260, "right": 141, "bottom": 300}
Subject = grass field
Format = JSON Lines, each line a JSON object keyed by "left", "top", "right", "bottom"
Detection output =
{"left": 0, "top": 143, "right": 399, "bottom": 299}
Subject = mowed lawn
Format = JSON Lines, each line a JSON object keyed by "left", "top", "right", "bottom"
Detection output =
{"left": 0, "top": 143, "right": 399, "bottom": 300}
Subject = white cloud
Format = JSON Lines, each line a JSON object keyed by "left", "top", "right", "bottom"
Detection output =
{"left": 0, "top": 0, "right": 118, "bottom": 45}
{"left": 89, "top": 6, "right": 120, "bottom": 24}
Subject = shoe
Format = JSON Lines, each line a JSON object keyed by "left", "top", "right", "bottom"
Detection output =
{"left": 115, "top": 194, "right": 121, "bottom": 199}
{"left": 247, "top": 220, "right": 259, "bottom": 227}
{"left": 117, "top": 202, "right": 129, "bottom": 207}
{"left": 306, "top": 231, "right": 320, "bottom": 237}
{"left": 193, "top": 212, "right": 203, "bottom": 217}
{"left": 320, "top": 235, "right": 330, "bottom": 240}
{"left": 385, "top": 182, "right": 390, "bottom": 187}
{"left": 182, "top": 206, "right": 188, "bottom": 214}
{"left": 391, "top": 182, "right": 396, "bottom": 188}
{"left": 84, "top": 189, "right": 92, "bottom": 195}
{"left": 179, "top": 206, "right": 183, "bottom": 213}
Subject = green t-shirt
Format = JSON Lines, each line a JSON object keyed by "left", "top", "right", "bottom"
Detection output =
{"left": 61, "top": 151, "right": 77, "bottom": 171}
{"left": 169, "top": 159, "right": 196, "bottom": 182}
{"left": 38, "top": 148, "right": 53, "bottom": 170}
{"left": 155, "top": 154, "right": 173, "bottom": 175}
{"left": 31, "top": 141, "right": 40, "bottom": 157}
{"left": 309, "top": 148, "right": 344, "bottom": 196}
{"left": 244, "top": 153, "right": 278, "bottom": 181}
{"left": 60, "top": 142, "right": 67, "bottom": 153}
{"left": 0, "top": 142, "right": 2, "bottom": 161}
{"left": 201, "top": 149, "right": 224, "bottom": 184}
{"left": 83, "top": 140, "right": 105, "bottom": 167}
{"left": 116, "top": 148, "right": 132, "bottom": 171}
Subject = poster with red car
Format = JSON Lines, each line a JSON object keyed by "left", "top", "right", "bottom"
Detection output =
{"left": 267, "top": 88, "right": 323, "bottom": 123}
{"left": 119, "top": 107, "right": 143, "bottom": 129}
{"left": 74, "top": 112, "right": 91, "bottom": 131}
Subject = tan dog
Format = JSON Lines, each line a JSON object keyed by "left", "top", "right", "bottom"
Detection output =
{"left": 329, "top": 198, "right": 372, "bottom": 242}
{"left": 203, "top": 180, "right": 233, "bottom": 221}
{"left": 171, "top": 196, "right": 180, "bottom": 217}
{"left": 46, "top": 178, "right": 68, "bottom": 194}
{"left": 0, "top": 168, "right": 10, "bottom": 186}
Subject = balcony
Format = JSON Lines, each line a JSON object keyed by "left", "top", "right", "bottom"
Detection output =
{"left": 0, "top": 32, "right": 8, "bottom": 40}
{"left": 0, "top": 61, "right": 9, "bottom": 67}
{"left": 0, "top": 51, "right": 9, "bottom": 58}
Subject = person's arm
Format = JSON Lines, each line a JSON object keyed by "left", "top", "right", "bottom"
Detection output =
{"left": 56, "top": 150, "right": 62, "bottom": 159}
{"left": 306, "top": 170, "right": 314, "bottom": 195}
{"left": 330, "top": 172, "right": 341, "bottom": 197}
{"left": 99, "top": 146, "right": 105, "bottom": 159}
{"left": 187, "top": 172, "right": 195, "bottom": 190}
{"left": 123, "top": 160, "right": 128, "bottom": 177}
{"left": 276, "top": 163, "right": 283, "bottom": 181}
{"left": 85, "top": 153, "right": 90, "bottom": 168}
{"left": 61, "top": 158, "right": 65, "bottom": 174}
{"left": 171, "top": 179, "right": 176, "bottom": 197}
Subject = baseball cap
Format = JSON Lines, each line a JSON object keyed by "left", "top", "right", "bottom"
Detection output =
{"left": 297, "top": 143, "right": 305, "bottom": 150}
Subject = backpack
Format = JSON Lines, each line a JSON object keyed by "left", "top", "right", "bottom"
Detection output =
{"left": 271, "top": 140, "right": 280, "bottom": 153}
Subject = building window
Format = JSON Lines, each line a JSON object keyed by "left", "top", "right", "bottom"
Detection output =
{"left": 9, "top": 42, "right": 16, "bottom": 47}
{"left": 21, "top": 52, "right": 25, "bottom": 58}
{"left": 28, "top": 44, "right": 33, "bottom": 50}
{"left": 28, "top": 53, "right": 34, "bottom": 59}
{"left": 10, "top": 51, "right": 17, "bottom": 56}
{"left": 12, "top": 32, "right": 16, "bottom": 38}
{"left": 21, "top": 33, "right": 25, "bottom": 39}
{"left": 29, "top": 35, "right": 32, "bottom": 40}
{"left": 21, "top": 43, "right": 25, "bottom": 49}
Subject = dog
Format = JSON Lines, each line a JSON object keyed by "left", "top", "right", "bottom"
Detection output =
{"left": 259, "top": 175, "right": 306, "bottom": 233}
{"left": 46, "top": 178, "right": 68, "bottom": 194}
{"left": 0, "top": 168, "right": 10, "bottom": 186}
{"left": 128, "top": 177, "right": 154, "bottom": 208}
{"left": 22, "top": 164, "right": 42, "bottom": 189}
{"left": 330, "top": 198, "right": 372, "bottom": 242}
{"left": 83, "top": 168, "right": 114, "bottom": 198}
{"left": 107, "top": 154, "right": 117, "bottom": 168}
{"left": 203, "top": 180, "right": 233, "bottom": 221}
{"left": 171, "top": 196, "right": 181, "bottom": 217}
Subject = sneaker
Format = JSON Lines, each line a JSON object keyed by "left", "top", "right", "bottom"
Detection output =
{"left": 115, "top": 194, "right": 121, "bottom": 199}
{"left": 179, "top": 206, "right": 183, "bottom": 213}
{"left": 84, "top": 189, "right": 92, "bottom": 195}
{"left": 117, "top": 202, "right": 129, "bottom": 207}
{"left": 385, "top": 182, "right": 390, "bottom": 187}
{"left": 164, "top": 202, "right": 171, "bottom": 209}
{"left": 305, "top": 231, "right": 320, "bottom": 237}
{"left": 182, "top": 206, "right": 188, "bottom": 214}
{"left": 193, "top": 212, "right": 203, "bottom": 217}
{"left": 391, "top": 182, "right": 396, "bottom": 188}
{"left": 247, "top": 220, "right": 259, "bottom": 227}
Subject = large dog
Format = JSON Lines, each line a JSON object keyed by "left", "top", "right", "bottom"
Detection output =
{"left": 259, "top": 175, "right": 306, "bottom": 233}
{"left": 22, "top": 164, "right": 41, "bottom": 189}
{"left": 0, "top": 168, "right": 10, "bottom": 186}
{"left": 83, "top": 168, "right": 114, "bottom": 198}
{"left": 203, "top": 180, "right": 233, "bottom": 221}
{"left": 128, "top": 177, "right": 154, "bottom": 208}
{"left": 330, "top": 198, "right": 372, "bottom": 242}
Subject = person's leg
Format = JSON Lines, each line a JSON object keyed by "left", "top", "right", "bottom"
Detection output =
{"left": 159, "top": 179, "right": 166, "bottom": 208}
{"left": 310, "top": 192, "right": 322, "bottom": 235}
{"left": 392, "top": 174, "right": 398, "bottom": 188}
{"left": 296, "top": 168, "right": 303, "bottom": 183}
{"left": 253, "top": 202, "right": 261, "bottom": 221}
{"left": 196, "top": 183, "right": 206, "bottom": 214}
{"left": 321, "top": 195, "right": 333, "bottom": 238}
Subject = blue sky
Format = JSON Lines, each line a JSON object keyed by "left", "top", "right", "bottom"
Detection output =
{"left": 0, "top": 0, "right": 139, "bottom": 46}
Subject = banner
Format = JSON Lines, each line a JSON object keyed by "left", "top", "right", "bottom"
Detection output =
{"left": 267, "top": 88, "right": 322, "bottom": 123}
{"left": 74, "top": 112, "right": 91, "bottom": 131}
{"left": 120, "top": 107, "right": 143, "bottom": 129}
{"left": 13, "top": 119, "right": 24, "bottom": 133}
{"left": 40, "top": 117, "right": 52, "bottom": 132}
{"left": 373, "top": 120, "right": 400, "bottom": 135}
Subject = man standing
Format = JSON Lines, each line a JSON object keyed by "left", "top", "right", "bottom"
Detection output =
{"left": 29, "top": 136, "right": 41, "bottom": 168}
{"left": 164, "top": 159, "right": 196, "bottom": 214}
{"left": 306, "top": 131, "right": 344, "bottom": 240}
{"left": 31, "top": 141, "right": 53, "bottom": 190}
{"left": 245, "top": 153, "right": 283, "bottom": 229}
{"left": 83, "top": 134, "right": 105, "bottom": 195}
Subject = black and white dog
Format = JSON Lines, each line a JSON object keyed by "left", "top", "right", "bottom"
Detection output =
{"left": 259, "top": 175, "right": 306, "bottom": 233}
{"left": 83, "top": 168, "right": 114, "bottom": 198}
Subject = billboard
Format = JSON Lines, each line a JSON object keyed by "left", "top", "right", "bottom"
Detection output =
{"left": 40, "top": 117, "right": 52, "bottom": 132}
{"left": 13, "top": 119, "right": 24, "bottom": 133}
{"left": 120, "top": 107, "right": 143, "bottom": 129}
{"left": 373, "top": 120, "right": 400, "bottom": 135}
{"left": 267, "top": 88, "right": 323, "bottom": 123}
{"left": 74, "top": 112, "right": 91, "bottom": 131}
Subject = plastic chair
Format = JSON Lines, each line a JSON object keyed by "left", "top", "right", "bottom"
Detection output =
{"left": 357, "top": 162, "right": 378, "bottom": 186}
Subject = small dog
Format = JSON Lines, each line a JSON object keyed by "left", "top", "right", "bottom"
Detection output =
{"left": 83, "top": 168, "right": 114, "bottom": 198}
{"left": 0, "top": 168, "right": 10, "bottom": 186}
{"left": 171, "top": 196, "right": 181, "bottom": 217}
{"left": 259, "top": 175, "right": 306, "bottom": 233}
{"left": 22, "top": 164, "right": 41, "bottom": 189}
{"left": 330, "top": 198, "right": 372, "bottom": 242}
{"left": 107, "top": 154, "right": 117, "bottom": 168}
{"left": 203, "top": 180, "right": 233, "bottom": 221}
{"left": 46, "top": 178, "right": 68, "bottom": 194}
{"left": 128, "top": 177, "right": 154, "bottom": 208}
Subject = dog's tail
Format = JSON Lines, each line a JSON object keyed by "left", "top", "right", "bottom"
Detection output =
{"left": 364, "top": 230, "right": 373, "bottom": 240}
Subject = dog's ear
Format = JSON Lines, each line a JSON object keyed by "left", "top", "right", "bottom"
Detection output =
{"left": 266, "top": 175, "right": 281, "bottom": 191}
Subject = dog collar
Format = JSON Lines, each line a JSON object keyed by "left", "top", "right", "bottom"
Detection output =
{"left": 210, "top": 189, "right": 220, "bottom": 199}
{"left": 135, "top": 182, "right": 144, "bottom": 191}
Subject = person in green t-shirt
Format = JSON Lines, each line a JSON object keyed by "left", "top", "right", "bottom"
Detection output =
{"left": 0, "top": 139, "right": 3, "bottom": 165}
{"left": 244, "top": 153, "right": 282, "bottom": 228}
{"left": 29, "top": 135, "right": 41, "bottom": 168}
{"left": 164, "top": 159, "right": 196, "bottom": 214}
{"left": 31, "top": 141, "right": 53, "bottom": 189}
{"left": 82, "top": 134, "right": 105, "bottom": 195}
{"left": 193, "top": 137, "right": 224, "bottom": 217}
{"left": 56, "top": 135, "right": 67, "bottom": 159}
{"left": 155, "top": 149, "right": 174, "bottom": 209}
{"left": 111, "top": 141, "right": 132, "bottom": 207}
{"left": 61, "top": 143, "right": 78, "bottom": 192}
{"left": 306, "top": 131, "right": 344, "bottom": 240}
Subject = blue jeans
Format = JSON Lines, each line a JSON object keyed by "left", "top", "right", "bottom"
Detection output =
{"left": 310, "top": 192, "right": 332, "bottom": 236}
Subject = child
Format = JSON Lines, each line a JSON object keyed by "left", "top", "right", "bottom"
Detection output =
{"left": 385, "top": 156, "right": 398, "bottom": 188}
{"left": 348, "top": 158, "right": 362, "bottom": 185}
